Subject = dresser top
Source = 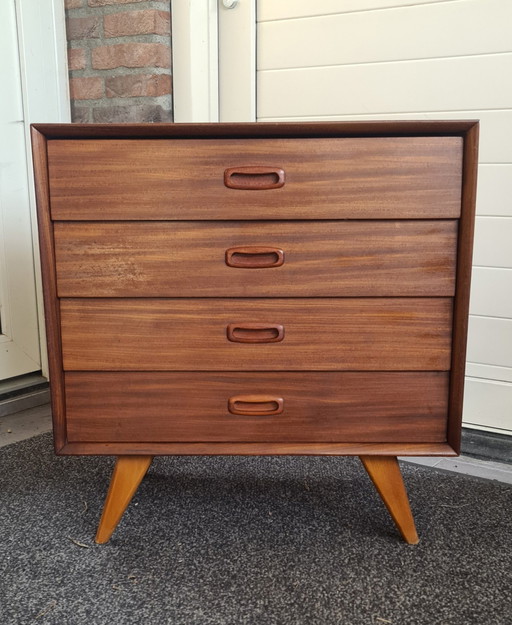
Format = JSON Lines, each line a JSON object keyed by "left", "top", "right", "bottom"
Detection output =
{"left": 31, "top": 120, "right": 479, "bottom": 140}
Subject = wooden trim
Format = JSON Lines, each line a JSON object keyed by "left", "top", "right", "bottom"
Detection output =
{"left": 58, "top": 441, "right": 457, "bottom": 456}
{"left": 31, "top": 120, "right": 479, "bottom": 141}
{"left": 448, "top": 121, "right": 479, "bottom": 453}
{"left": 30, "top": 127, "right": 66, "bottom": 451}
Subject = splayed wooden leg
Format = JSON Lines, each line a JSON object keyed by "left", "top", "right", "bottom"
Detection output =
{"left": 359, "top": 455, "right": 419, "bottom": 544}
{"left": 95, "top": 455, "right": 153, "bottom": 544}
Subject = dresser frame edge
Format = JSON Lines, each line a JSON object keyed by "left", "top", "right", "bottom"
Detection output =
{"left": 31, "top": 126, "right": 67, "bottom": 452}
{"left": 447, "top": 121, "right": 479, "bottom": 454}
{"left": 56, "top": 442, "right": 457, "bottom": 457}
{"left": 31, "top": 119, "right": 479, "bottom": 140}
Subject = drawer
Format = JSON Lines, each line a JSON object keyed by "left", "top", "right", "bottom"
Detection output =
{"left": 60, "top": 298, "right": 452, "bottom": 371}
{"left": 64, "top": 372, "right": 449, "bottom": 443}
{"left": 47, "top": 137, "right": 462, "bottom": 220}
{"left": 54, "top": 220, "right": 457, "bottom": 297}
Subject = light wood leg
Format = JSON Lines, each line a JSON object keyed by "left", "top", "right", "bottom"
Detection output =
{"left": 359, "top": 455, "right": 419, "bottom": 545}
{"left": 95, "top": 455, "right": 153, "bottom": 544}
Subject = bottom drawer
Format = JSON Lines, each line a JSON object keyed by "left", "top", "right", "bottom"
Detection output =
{"left": 64, "top": 372, "right": 448, "bottom": 444}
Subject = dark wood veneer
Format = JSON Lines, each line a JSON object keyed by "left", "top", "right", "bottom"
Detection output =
{"left": 32, "top": 121, "right": 478, "bottom": 543}
{"left": 64, "top": 371, "right": 449, "bottom": 444}
{"left": 31, "top": 120, "right": 479, "bottom": 456}
{"left": 54, "top": 220, "right": 457, "bottom": 297}
{"left": 58, "top": 441, "right": 458, "bottom": 457}
{"left": 59, "top": 298, "right": 453, "bottom": 371}
{"left": 447, "top": 122, "right": 479, "bottom": 453}
{"left": 32, "top": 119, "right": 479, "bottom": 140}
{"left": 47, "top": 137, "right": 462, "bottom": 220}
{"left": 31, "top": 127, "right": 66, "bottom": 451}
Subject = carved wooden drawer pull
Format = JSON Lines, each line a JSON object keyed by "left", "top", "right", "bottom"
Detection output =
{"left": 225, "top": 246, "right": 285, "bottom": 269}
{"left": 228, "top": 395, "right": 284, "bottom": 416}
{"left": 224, "top": 166, "right": 285, "bottom": 190}
{"left": 226, "top": 323, "right": 285, "bottom": 343}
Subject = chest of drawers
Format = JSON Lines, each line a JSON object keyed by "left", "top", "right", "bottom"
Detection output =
{"left": 31, "top": 121, "right": 478, "bottom": 544}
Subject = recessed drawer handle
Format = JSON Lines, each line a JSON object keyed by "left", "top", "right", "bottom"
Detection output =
{"left": 228, "top": 395, "right": 284, "bottom": 416}
{"left": 224, "top": 166, "right": 285, "bottom": 190}
{"left": 225, "top": 246, "right": 285, "bottom": 269}
{"left": 226, "top": 323, "right": 285, "bottom": 343}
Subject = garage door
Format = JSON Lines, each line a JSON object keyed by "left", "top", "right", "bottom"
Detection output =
{"left": 217, "top": 0, "right": 512, "bottom": 435}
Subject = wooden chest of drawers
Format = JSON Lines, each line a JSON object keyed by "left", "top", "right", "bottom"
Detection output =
{"left": 32, "top": 121, "right": 478, "bottom": 544}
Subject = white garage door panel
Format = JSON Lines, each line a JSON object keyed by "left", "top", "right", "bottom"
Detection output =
{"left": 259, "top": 0, "right": 448, "bottom": 22}
{"left": 463, "top": 378, "right": 512, "bottom": 432}
{"left": 244, "top": 0, "right": 512, "bottom": 436}
{"left": 477, "top": 165, "right": 512, "bottom": 216}
{"left": 259, "top": 0, "right": 512, "bottom": 70}
{"left": 467, "top": 316, "right": 512, "bottom": 369}
{"left": 466, "top": 363, "right": 512, "bottom": 384}
{"left": 473, "top": 217, "right": 512, "bottom": 268}
{"left": 258, "top": 54, "right": 512, "bottom": 119}
{"left": 470, "top": 268, "right": 512, "bottom": 319}
{"left": 259, "top": 111, "right": 511, "bottom": 165}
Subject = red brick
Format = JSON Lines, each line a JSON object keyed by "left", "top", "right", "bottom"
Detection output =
{"left": 105, "top": 73, "right": 171, "bottom": 98}
{"left": 88, "top": 0, "right": 144, "bottom": 6}
{"left": 69, "top": 77, "right": 104, "bottom": 100}
{"left": 65, "top": 0, "right": 83, "bottom": 8}
{"left": 67, "top": 16, "right": 102, "bottom": 40}
{"left": 92, "top": 103, "right": 172, "bottom": 123}
{"left": 67, "top": 48, "right": 86, "bottom": 71}
{"left": 71, "top": 105, "right": 92, "bottom": 123}
{"left": 92, "top": 43, "right": 170, "bottom": 70}
{"left": 104, "top": 10, "right": 170, "bottom": 38}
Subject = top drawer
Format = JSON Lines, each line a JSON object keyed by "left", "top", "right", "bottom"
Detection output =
{"left": 47, "top": 137, "right": 462, "bottom": 220}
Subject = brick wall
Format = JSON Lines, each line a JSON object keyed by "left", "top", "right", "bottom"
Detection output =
{"left": 64, "top": 0, "right": 172, "bottom": 122}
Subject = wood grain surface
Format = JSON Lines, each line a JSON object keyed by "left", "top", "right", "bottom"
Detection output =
{"left": 47, "top": 137, "right": 462, "bottom": 220}
{"left": 95, "top": 455, "right": 153, "bottom": 544}
{"left": 30, "top": 128, "right": 67, "bottom": 450}
{"left": 54, "top": 220, "right": 458, "bottom": 297}
{"left": 64, "top": 371, "right": 449, "bottom": 444}
{"left": 448, "top": 122, "right": 479, "bottom": 453}
{"left": 59, "top": 298, "right": 453, "bottom": 371}
{"left": 31, "top": 120, "right": 478, "bottom": 460}
{"left": 32, "top": 119, "right": 479, "bottom": 140}
{"left": 359, "top": 456, "right": 419, "bottom": 544}
{"left": 58, "top": 441, "right": 457, "bottom": 457}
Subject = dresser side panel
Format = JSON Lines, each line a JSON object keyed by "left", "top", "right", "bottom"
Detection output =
{"left": 31, "top": 127, "right": 66, "bottom": 452}
{"left": 448, "top": 122, "right": 479, "bottom": 453}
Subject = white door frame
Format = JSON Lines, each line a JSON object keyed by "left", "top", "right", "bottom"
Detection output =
{"left": 0, "top": 0, "right": 70, "bottom": 379}
{"left": 18, "top": 0, "right": 70, "bottom": 378}
{"left": 171, "top": 0, "right": 256, "bottom": 122}
{"left": 217, "top": 0, "right": 256, "bottom": 121}
{"left": 171, "top": 0, "right": 219, "bottom": 122}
